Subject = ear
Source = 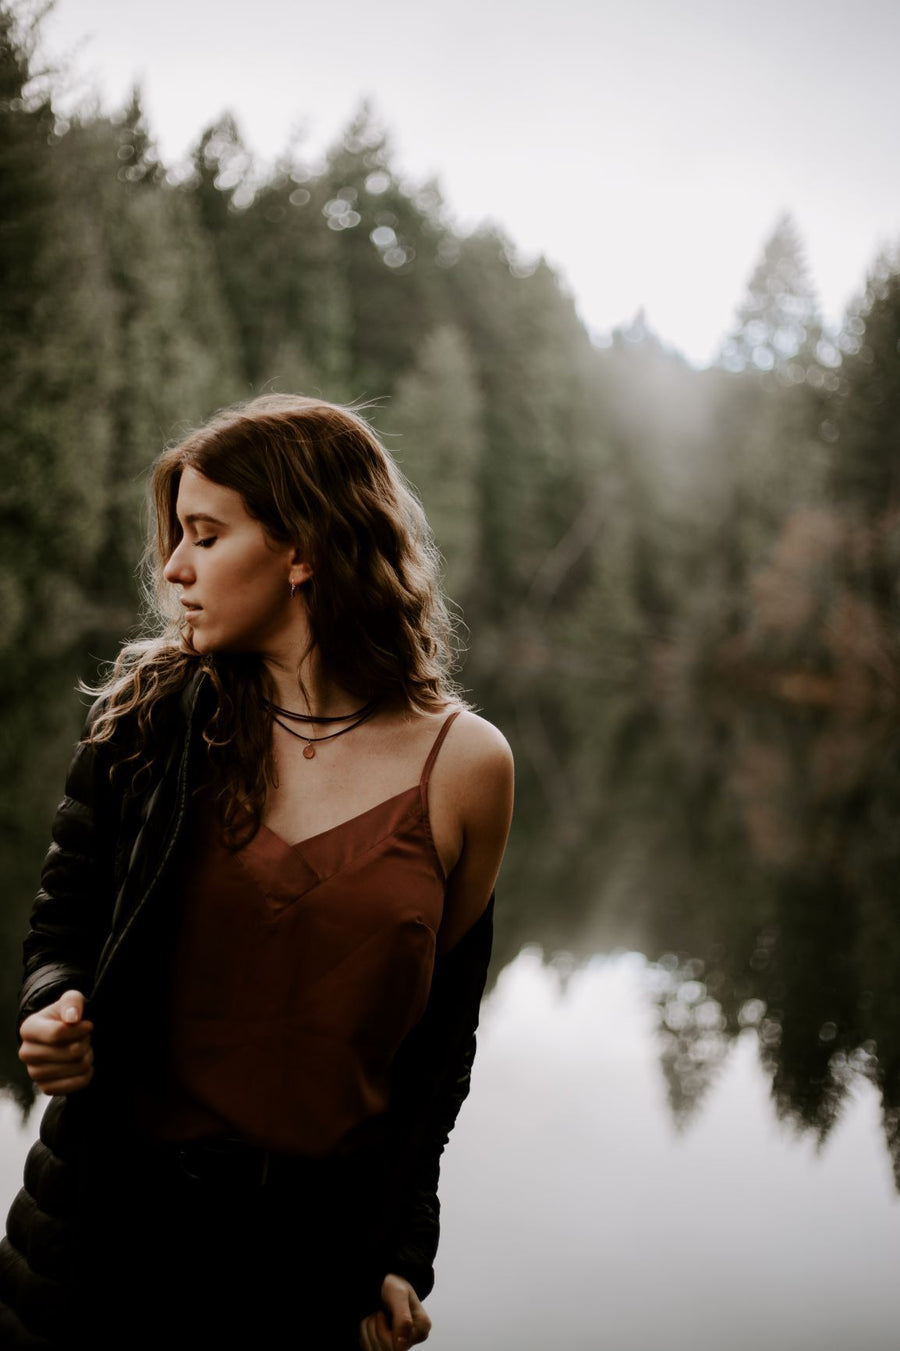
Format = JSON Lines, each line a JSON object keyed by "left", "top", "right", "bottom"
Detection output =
{"left": 289, "top": 551, "right": 313, "bottom": 586}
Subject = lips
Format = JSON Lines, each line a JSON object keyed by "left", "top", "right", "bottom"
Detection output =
{"left": 180, "top": 601, "right": 203, "bottom": 618}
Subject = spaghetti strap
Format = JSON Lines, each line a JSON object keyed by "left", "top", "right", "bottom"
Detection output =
{"left": 419, "top": 709, "right": 462, "bottom": 789}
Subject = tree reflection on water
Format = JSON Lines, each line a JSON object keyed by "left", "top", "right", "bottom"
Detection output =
{"left": 481, "top": 671, "right": 900, "bottom": 1192}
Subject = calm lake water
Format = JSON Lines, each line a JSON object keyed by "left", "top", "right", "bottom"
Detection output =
{"left": 2, "top": 670, "right": 899, "bottom": 1349}
{"left": 430, "top": 951, "right": 899, "bottom": 1351}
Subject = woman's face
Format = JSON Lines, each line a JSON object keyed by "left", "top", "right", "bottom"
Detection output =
{"left": 163, "top": 467, "right": 310, "bottom": 655}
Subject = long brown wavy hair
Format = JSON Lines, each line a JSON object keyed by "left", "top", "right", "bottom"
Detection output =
{"left": 86, "top": 394, "right": 465, "bottom": 843}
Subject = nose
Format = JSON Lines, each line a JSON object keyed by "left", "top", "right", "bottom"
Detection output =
{"left": 163, "top": 537, "right": 194, "bottom": 587}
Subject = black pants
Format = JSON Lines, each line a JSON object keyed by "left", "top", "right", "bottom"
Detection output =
{"left": 76, "top": 1136, "right": 392, "bottom": 1351}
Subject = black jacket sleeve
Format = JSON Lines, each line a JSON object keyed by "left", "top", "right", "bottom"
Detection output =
{"left": 380, "top": 895, "right": 495, "bottom": 1299}
{"left": 18, "top": 704, "right": 118, "bottom": 1027}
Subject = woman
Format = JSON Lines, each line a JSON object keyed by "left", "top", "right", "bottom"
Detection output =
{"left": 0, "top": 395, "right": 514, "bottom": 1350}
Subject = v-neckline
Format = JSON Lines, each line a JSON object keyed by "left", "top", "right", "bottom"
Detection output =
{"left": 258, "top": 783, "right": 422, "bottom": 852}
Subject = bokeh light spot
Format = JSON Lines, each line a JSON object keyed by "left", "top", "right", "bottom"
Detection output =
{"left": 370, "top": 225, "right": 397, "bottom": 249}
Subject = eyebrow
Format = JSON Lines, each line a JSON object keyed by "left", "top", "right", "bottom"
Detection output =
{"left": 182, "top": 512, "right": 227, "bottom": 527}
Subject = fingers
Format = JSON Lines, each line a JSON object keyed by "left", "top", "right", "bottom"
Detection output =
{"left": 406, "top": 1291, "right": 431, "bottom": 1347}
{"left": 389, "top": 1293, "right": 414, "bottom": 1351}
{"left": 19, "top": 1042, "right": 94, "bottom": 1073}
{"left": 20, "top": 993, "right": 93, "bottom": 1047}
{"left": 18, "top": 990, "right": 94, "bottom": 1095}
{"left": 358, "top": 1283, "right": 432, "bottom": 1351}
{"left": 19, "top": 1017, "right": 94, "bottom": 1057}
{"left": 20, "top": 1009, "right": 93, "bottom": 1043}
{"left": 358, "top": 1310, "right": 394, "bottom": 1351}
{"left": 30, "top": 1066, "right": 95, "bottom": 1096}
{"left": 357, "top": 1312, "right": 379, "bottom": 1351}
{"left": 380, "top": 1276, "right": 432, "bottom": 1350}
{"left": 21, "top": 1054, "right": 95, "bottom": 1094}
{"left": 19, "top": 1038, "right": 94, "bottom": 1094}
{"left": 19, "top": 1037, "right": 92, "bottom": 1065}
{"left": 59, "top": 989, "right": 86, "bottom": 1024}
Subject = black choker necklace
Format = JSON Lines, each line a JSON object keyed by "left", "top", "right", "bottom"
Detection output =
{"left": 263, "top": 696, "right": 378, "bottom": 725}
{"left": 264, "top": 697, "right": 380, "bottom": 760}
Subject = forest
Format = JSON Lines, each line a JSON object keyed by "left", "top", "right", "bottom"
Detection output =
{"left": 3, "top": 2, "right": 900, "bottom": 1178}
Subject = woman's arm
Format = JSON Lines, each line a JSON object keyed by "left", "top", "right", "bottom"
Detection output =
{"left": 381, "top": 893, "right": 496, "bottom": 1296}
{"left": 16, "top": 703, "right": 121, "bottom": 1097}
{"left": 379, "top": 716, "right": 514, "bottom": 1294}
{"left": 357, "top": 900, "right": 496, "bottom": 1351}
{"left": 357, "top": 714, "right": 512, "bottom": 1348}
{"left": 19, "top": 715, "right": 117, "bottom": 1026}
{"left": 19, "top": 706, "right": 119, "bottom": 1027}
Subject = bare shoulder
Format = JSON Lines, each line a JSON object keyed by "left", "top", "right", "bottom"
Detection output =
{"left": 435, "top": 708, "right": 514, "bottom": 817}
{"left": 446, "top": 708, "right": 513, "bottom": 773}
{"left": 432, "top": 709, "right": 514, "bottom": 937}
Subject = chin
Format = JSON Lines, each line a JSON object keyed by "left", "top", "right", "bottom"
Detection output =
{"left": 191, "top": 630, "right": 258, "bottom": 657}
{"left": 186, "top": 626, "right": 215, "bottom": 655}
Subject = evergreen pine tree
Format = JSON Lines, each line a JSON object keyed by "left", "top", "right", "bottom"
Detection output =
{"left": 385, "top": 324, "right": 484, "bottom": 603}
{"left": 114, "top": 86, "right": 163, "bottom": 187}
{"left": 719, "top": 214, "right": 824, "bottom": 379}
{"left": 830, "top": 255, "right": 900, "bottom": 516}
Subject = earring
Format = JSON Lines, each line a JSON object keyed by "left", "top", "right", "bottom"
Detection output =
{"left": 290, "top": 581, "right": 298, "bottom": 600}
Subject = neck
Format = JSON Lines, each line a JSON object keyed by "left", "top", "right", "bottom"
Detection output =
{"left": 263, "top": 649, "right": 367, "bottom": 720}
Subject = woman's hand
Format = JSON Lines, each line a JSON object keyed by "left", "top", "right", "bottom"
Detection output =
{"left": 358, "top": 1273, "right": 432, "bottom": 1351}
{"left": 18, "top": 989, "right": 94, "bottom": 1095}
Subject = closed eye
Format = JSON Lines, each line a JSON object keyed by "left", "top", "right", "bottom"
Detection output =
{"left": 194, "top": 536, "right": 217, "bottom": 549}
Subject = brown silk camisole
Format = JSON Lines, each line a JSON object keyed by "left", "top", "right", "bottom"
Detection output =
{"left": 146, "top": 711, "right": 461, "bottom": 1157}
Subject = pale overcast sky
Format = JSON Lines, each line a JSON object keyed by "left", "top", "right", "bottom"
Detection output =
{"left": 39, "top": 0, "right": 900, "bottom": 366}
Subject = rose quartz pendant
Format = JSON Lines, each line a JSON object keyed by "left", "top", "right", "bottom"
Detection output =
{"left": 302, "top": 744, "right": 316, "bottom": 759}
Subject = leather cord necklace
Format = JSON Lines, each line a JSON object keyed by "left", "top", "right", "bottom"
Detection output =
{"left": 263, "top": 696, "right": 378, "bottom": 725}
{"left": 264, "top": 697, "right": 380, "bottom": 760}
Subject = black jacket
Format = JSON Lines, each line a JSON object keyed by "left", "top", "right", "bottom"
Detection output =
{"left": 0, "top": 670, "right": 494, "bottom": 1346}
